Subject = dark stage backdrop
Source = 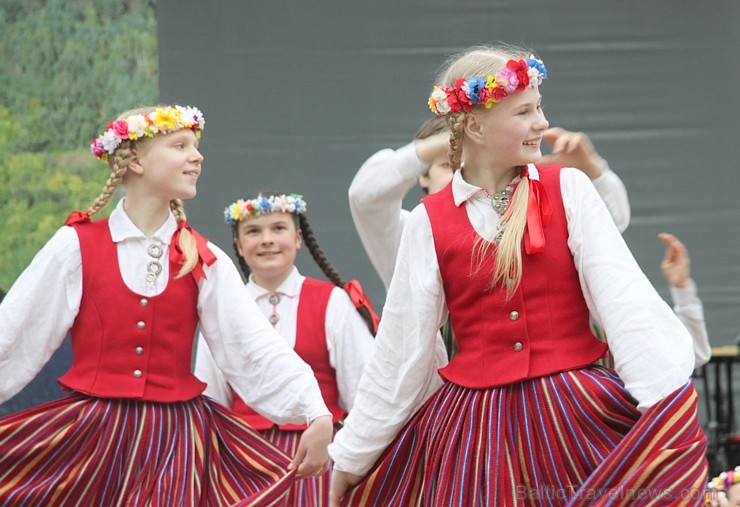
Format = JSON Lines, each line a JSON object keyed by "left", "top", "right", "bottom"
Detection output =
{"left": 4, "top": 0, "right": 740, "bottom": 414}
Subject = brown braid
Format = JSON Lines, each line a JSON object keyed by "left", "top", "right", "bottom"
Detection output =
{"left": 231, "top": 225, "right": 252, "bottom": 281}
{"left": 447, "top": 112, "right": 465, "bottom": 171}
{"left": 86, "top": 141, "right": 131, "bottom": 217}
{"left": 298, "top": 214, "right": 376, "bottom": 336}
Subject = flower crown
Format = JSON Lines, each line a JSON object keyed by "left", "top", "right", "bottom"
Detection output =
{"left": 90, "top": 105, "right": 205, "bottom": 162}
{"left": 224, "top": 194, "right": 307, "bottom": 225}
{"left": 428, "top": 55, "right": 547, "bottom": 116}
{"left": 706, "top": 466, "right": 740, "bottom": 506}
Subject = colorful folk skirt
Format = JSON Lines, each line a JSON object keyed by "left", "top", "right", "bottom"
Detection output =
{"left": 341, "top": 366, "right": 708, "bottom": 506}
{"left": 0, "top": 392, "right": 295, "bottom": 506}
{"left": 259, "top": 426, "right": 330, "bottom": 506}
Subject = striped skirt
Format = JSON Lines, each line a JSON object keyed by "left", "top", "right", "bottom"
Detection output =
{"left": 258, "top": 427, "right": 330, "bottom": 506}
{"left": 341, "top": 366, "right": 708, "bottom": 506}
{"left": 0, "top": 393, "right": 294, "bottom": 506}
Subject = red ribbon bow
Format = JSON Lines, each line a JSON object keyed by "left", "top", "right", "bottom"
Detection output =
{"left": 519, "top": 167, "right": 552, "bottom": 254}
{"left": 64, "top": 210, "right": 91, "bottom": 226}
{"left": 170, "top": 220, "right": 217, "bottom": 284}
{"left": 344, "top": 279, "right": 380, "bottom": 335}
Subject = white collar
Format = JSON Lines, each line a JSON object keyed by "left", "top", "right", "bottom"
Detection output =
{"left": 108, "top": 198, "right": 178, "bottom": 244}
{"left": 451, "top": 164, "right": 541, "bottom": 207}
{"left": 247, "top": 266, "right": 305, "bottom": 299}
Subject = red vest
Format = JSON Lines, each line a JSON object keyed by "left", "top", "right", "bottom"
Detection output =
{"left": 232, "top": 278, "right": 347, "bottom": 430}
{"left": 58, "top": 219, "right": 207, "bottom": 401}
{"left": 422, "top": 165, "right": 608, "bottom": 388}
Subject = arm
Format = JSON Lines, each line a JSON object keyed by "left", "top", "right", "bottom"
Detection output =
{"left": 193, "top": 333, "right": 235, "bottom": 406}
{"left": 324, "top": 287, "right": 376, "bottom": 411}
{"left": 540, "top": 127, "right": 631, "bottom": 232}
{"left": 348, "top": 141, "right": 434, "bottom": 289}
{"left": 329, "top": 205, "right": 447, "bottom": 476}
{"left": 0, "top": 227, "right": 81, "bottom": 404}
{"left": 659, "top": 232, "right": 711, "bottom": 367}
{"left": 562, "top": 168, "right": 694, "bottom": 411}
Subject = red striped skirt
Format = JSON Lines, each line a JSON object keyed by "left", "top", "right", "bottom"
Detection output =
{"left": 258, "top": 427, "right": 330, "bottom": 506}
{"left": 341, "top": 366, "right": 707, "bottom": 506}
{"left": 0, "top": 393, "right": 294, "bottom": 506}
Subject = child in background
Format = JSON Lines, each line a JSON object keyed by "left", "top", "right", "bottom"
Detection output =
{"left": 196, "top": 192, "right": 376, "bottom": 506}
{"left": 0, "top": 106, "right": 333, "bottom": 506}
{"left": 330, "top": 44, "right": 706, "bottom": 506}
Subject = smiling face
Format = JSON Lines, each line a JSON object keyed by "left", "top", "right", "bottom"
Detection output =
{"left": 470, "top": 86, "right": 549, "bottom": 170}
{"left": 235, "top": 211, "right": 302, "bottom": 288}
{"left": 133, "top": 129, "right": 203, "bottom": 201}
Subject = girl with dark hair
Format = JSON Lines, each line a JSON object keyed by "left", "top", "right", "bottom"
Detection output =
{"left": 196, "top": 192, "right": 377, "bottom": 506}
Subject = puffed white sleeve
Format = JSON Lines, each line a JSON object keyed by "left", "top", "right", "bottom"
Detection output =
{"left": 348, "top": 143, "right": 428, "bottom": 289}
{"left": 329, "top": 204, "right": 447, "bottom": 476}
{"left": 197, "top": 243, "right": 330, "bottom": 424}
{"left": 669, "top": 280, "right": 711, "bottom": 368}
{"left": 193, "top": 333, "right": 234, "bottom": 407}
{"left": 590, "top": 162, "right": 631, "bottom": 233}
{"left": 0, "top": 226, "right": 81, "bottom": 404}
{"left": 562, "top": 168, "right": 694, "bottom": 411}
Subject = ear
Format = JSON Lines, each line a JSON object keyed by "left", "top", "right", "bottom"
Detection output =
{"left": 295, "top": 228, "right": 303, "bottom": 250}
{"left": 463, "top": 112, "right": 485, "bottom": 146}
{"left": 128, "top": 149, "right": 145, "bottom": 175}
{"left": 234, "top": 236, "right": 245, "bottom": 258}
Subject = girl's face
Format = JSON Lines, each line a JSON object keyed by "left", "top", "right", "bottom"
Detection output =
{"left": 134, "top": 129, "right": 203, "bottom": 200}
{"left": 235, "top": 212, "right": 301, "bottom": 285}
{"left": 473, "top": 86, "right": 549, "bottom": 169}
{"left": 419, "top": 155, "right": 454, "bottom": 194}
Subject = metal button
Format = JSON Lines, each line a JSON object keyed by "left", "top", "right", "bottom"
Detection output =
{"left": 513, "top": 342, "right": 523, "bottom": 352}
{"left": 269, "top": 313, "right": 280, "bottom": 325}
{"left": 509, "top": 311, "right": 519, "bottom": 321}
{"left": 135, "top": 347, "right": 144, "bottom": 355}
{"left": 137, "top": 321, "right": 145, "bottom": 330}
{"left": 140, "top": 298, "right": 149, "bottom": 307}
{"left": 133, "top": 369, "right": 142, "bottom": 378}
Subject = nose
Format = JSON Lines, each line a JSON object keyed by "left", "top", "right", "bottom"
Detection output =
{"left": 535, "top": 110, "right": 549, "bottom": 131}
{"left": 191, "top": 146, "right": 204, "bottom": 163}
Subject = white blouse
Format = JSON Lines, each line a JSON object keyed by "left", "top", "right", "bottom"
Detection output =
{"left": 330, "top": 165, "right": 694, "bottom": 476}
{"left": 0, "top": 199, "right": 330, "bottom": 425}
{"left": 194, "top": 266, "right": 376, "bottom": 414}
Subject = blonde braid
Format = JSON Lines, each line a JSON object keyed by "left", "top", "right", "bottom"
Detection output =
{"left": 446, "top": 113, "right": 465, "bottom": 171}
{"left": 169, "top": 199, "right": 198, "bottom": 278}
{"left": 86, "top": 141, "right": 131, "bottom": 217}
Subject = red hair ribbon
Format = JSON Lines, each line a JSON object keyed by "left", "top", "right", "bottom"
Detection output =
{"left": 519, "top": 167, "right": 552, "bottom": 254}
{"left": 64, "top": 210, "right": 91, "bottom": 226}
{"left": 170, "top": 220, "right": 217, "bottom": 284}
{"left": 344, "top": 279, "right": 380, "bottom": 335}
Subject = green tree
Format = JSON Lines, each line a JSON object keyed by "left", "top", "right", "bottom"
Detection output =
{"left": 0, "top": 0, "right": 158, "bottom": 291}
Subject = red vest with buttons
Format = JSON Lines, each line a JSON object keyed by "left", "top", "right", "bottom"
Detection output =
{"left": 232, "top": 278, "right": 346, "bottom": 430}
{"left": 57, "top": 218, "right": 208, "bottom": 402}
{"left": 422, "top": 165, "right": 608, "bottom": 388}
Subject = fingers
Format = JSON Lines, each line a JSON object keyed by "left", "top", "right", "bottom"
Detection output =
{"left": 295, "top": 456, "right": 330, "bottom": 479}
{"left": 288, "top": 446, "right": 306, "bottom": 472}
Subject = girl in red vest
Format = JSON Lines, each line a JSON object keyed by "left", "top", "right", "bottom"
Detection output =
{"left": 0, "top": 106, "right": 334, "bottom": 506}
{"left": 329, "top": 45, "right": 708, "bottom": 506}
{"left": 195, "top": 192, "right": 377, "bottom": 506}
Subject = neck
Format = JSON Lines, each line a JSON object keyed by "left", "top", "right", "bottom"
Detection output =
{"left": 461, "top": 161, "right": 520, "bottom": 195}
{"left": 122, "top": 195, "right": 171, "bottom": 238}
{"left": 252, "top": 267, "right": 294, "bottom": 292}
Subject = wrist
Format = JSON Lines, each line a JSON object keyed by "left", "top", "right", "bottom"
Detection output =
{"left": 583, "top": 156, "right": 606, "bottom": 180}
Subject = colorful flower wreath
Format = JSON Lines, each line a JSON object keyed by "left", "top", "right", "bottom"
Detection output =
{"left": 706, "top": 466, "right": 740, "bottom": 506}
{"left": 428, "top": 55, "right": 547, "bottom": 116}
{"left": 224, "top": 194, "right": 307, "bottom": 225}
{"left": 90, "top": 105, "right": 205, "bottom": 162}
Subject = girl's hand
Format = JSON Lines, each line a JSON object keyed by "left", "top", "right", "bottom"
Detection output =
{"left": 329, "top": 469, "right": 364, "bottom": 507}
{"left": 289, "top": 415, "right": 333, "bottom": 479}
{"left": 658, "top": 233, "right": 690, "bottom": 288}
{"left": 538, "top": 127, "right": 606, "bottom": 179}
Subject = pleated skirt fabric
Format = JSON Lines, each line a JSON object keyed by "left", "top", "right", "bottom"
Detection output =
{"left": 258, "top": 427, "right": 330, "bottom": 506}
{"left": 341, "top": 366, "right": 708, "bottom": 507}
{"left": 0, "top": 393, "right": 294, "bottom": 506}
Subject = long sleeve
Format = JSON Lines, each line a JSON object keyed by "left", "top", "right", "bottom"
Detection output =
{"left": 324, "top": 287, "right": 376, "bottom": 411}
{"left": 669, "top": 280, "right": 711, "bottom": 367}
{"left": 590, "top": 163, "right": 631, "bottom": 233}
{"left": 0, "top": 227, "right": 81, "bottom": 404}
{"left": 562, "top": 168, "right": 694, "bottom": 410}
{"left": 348, "top": 142, "right": 428, "bottom": 290}
{"left": 329, "top": 206, "right": 447, "bottom": 475}
{"left": 193, "top": 333, "right": 234, "bottom": 407}
{"left": 197, "top": 244, "right": 330, "bottom": 425}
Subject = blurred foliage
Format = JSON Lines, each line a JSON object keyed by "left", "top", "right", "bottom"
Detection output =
{"left": 0, "top": 0, "right": 157, "bottom": 291}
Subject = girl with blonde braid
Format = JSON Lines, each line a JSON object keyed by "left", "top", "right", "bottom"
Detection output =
{"left": 0, "top": 106, "right": 333, "bottom": 506}
{"left": 329, "top": 45, "right": 707, "bottom": 506}
{"left": 196, "top": 192, "right": 377, "bottom": 507}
